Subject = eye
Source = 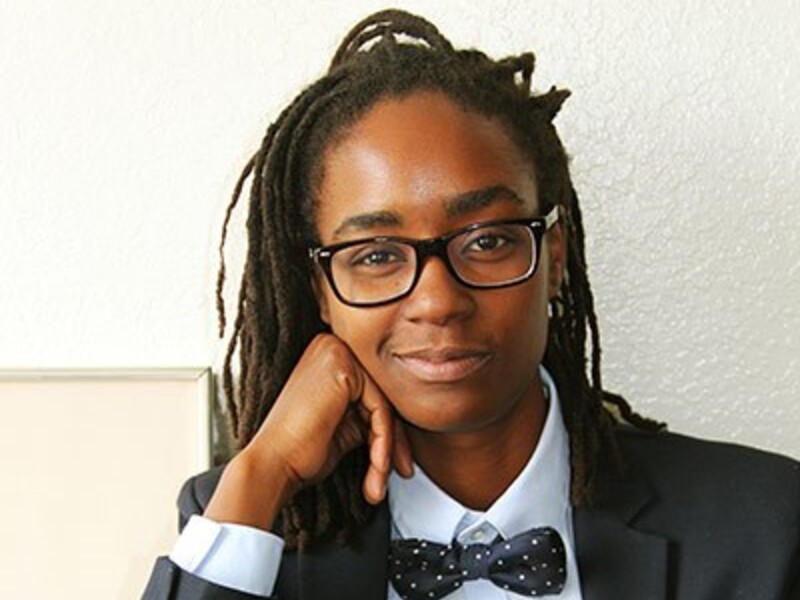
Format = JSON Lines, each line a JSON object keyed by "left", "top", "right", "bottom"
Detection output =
{"left": 346, "top": 243, "right": 410, "bottom": 269}
{"left": 462, "top": 228, "right": 520, "bottom": 254}
{"left": 352, "top": 250, "right": 400, "bottom": 266}
{"left": 456, "top": 224, "right": 525, "bottom": 263}
{"left": 466, "top": 233, "right": 510, "bottom": 252}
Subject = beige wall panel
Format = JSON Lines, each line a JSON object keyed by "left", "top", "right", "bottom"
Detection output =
{"left": 0, "top": 369, "right": 211, "bottom": 600}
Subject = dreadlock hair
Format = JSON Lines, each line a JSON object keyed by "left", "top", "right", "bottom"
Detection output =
{"left": 215, "top": 9, "right": 664, "bottom": 550}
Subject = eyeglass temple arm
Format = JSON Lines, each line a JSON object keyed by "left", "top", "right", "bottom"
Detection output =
{"left": 544, "top": 206, "right": 559, "bottom": 230}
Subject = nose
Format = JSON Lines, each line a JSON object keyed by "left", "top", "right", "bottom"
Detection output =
{"left": 400, "top": 255, "right": 476, "bottom": 325}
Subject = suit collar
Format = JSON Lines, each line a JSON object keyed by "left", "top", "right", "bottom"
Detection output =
{"left": 574, "top": 440, "right": 669, "bottom": 600}
{"left": 297, "top": 432, "right": 671, "bottom": 600}
{"left": 574, "top": 507, "right": 669, "bottom": 600}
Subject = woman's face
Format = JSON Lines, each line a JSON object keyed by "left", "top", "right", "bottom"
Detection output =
{"left": 313, "top": 91, "right": 564, "bottom": 434}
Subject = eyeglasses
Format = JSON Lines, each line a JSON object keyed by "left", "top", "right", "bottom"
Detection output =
{"left": 309, "top": 206, "right": 559, "bottom": 307}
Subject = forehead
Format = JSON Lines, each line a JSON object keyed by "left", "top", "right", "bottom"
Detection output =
{"left": 314, "top": 91, "right": 538, "bottom": 242}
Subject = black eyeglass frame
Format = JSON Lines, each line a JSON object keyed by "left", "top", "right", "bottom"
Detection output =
{"left": 308, "top": 206, "right": 560, "bottom": 308}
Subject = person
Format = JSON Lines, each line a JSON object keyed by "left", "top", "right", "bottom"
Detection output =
{"left": 142, "top": 9, "right": 800, "bottom": 600}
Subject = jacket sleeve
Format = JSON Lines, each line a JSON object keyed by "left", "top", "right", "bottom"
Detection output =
{"left": 141, "top": 556, "right": 271, "bottom": 600}
{"left": 140, "top": 469, "right": 279, "bottom": 600}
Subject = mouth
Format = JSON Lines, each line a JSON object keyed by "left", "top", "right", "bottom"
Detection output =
{"left": 393, "top": 347, "right": 492, "bottom": 383}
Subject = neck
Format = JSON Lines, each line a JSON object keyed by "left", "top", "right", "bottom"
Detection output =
{"left": 407, "top": 373, "right": 548, "bottom": 510}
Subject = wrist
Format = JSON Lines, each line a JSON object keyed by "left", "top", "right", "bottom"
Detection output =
{"left": 203, "top": 446, "right": 298, "bottom": 532}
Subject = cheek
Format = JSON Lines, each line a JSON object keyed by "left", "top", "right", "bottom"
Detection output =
{"left": 327, "top": 303, "right": 393, "bottom": 363}
{"left": 491, "top": 278, "right": 549, "bottom": 340}
{"left": 328, "top": 306, "right": 355, "bottom": 342}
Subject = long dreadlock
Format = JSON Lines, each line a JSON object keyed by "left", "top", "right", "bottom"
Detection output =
{"left": 215, "top": 9, "right": 664, "bottom": 550}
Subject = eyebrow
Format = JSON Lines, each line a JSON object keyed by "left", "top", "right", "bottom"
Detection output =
{"left": 445, "top": 185, "right": 525, "bottom": 217}
{"left": 332, "top": 211, "right": 401, "bottom": 238}
{"left": 331, "top": 185, "right": 526, "bottom": 239}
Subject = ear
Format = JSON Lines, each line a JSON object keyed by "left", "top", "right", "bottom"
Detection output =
{"left": 545, "top": 219, "right": 566, "bottom": 300}
{"left": 310, "top": 271, "right": 331, "bottom": 325}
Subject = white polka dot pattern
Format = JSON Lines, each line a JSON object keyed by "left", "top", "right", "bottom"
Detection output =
{"left": 388, "top": 527, "right": 566, "bottom": 599}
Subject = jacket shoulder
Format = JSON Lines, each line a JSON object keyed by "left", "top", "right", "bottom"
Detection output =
{"left": 611, "top": 428, "right": 800, "bottom": 596}
{"left": 616, "top": 426, "right": 800, "bottom": 497}
{"left": 615, "top": 426, "right": 800, "bottom": 536}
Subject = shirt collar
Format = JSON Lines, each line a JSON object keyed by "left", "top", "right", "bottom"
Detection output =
{"left": 388, "top": 365, "right": 571, "bottom": 543}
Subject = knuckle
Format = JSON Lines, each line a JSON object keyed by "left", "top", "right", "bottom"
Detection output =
{"left": 308, "top": 332, "right": 334, "bottom": 354}
{"left": 331, "top": 365, "right": 349, "bottom": 388}
{"left": 326, "top": 346, "right": 358, "bottom": 394}
{"left": 307, "top": 334, "right": 362, "bottom": 399}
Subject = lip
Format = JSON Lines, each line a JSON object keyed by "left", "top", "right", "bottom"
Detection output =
{"left": 393, "top": 347, "right": 492, "bottom": 383}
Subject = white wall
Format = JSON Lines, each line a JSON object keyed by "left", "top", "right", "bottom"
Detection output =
{"left": 1, "top": 0, "right": 798, "bottom": 458}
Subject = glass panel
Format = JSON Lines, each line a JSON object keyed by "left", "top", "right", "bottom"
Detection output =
{"left": 449, "top": 225, "right": 534, "bottom": 284}
{"left": 332, "top": 241, "right": 416, "bottom": 302}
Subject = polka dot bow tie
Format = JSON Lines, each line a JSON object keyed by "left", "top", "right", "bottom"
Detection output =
{"left": 388, "top": 527, "right": 567, "bottom": 599}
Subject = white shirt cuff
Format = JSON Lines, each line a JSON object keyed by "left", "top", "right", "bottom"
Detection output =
{"left": 169, "top": 514, "right": 285, "bottom": 597}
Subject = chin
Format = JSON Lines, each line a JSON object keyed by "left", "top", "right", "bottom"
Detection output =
{"left": 390, "top": 386, "right": 520, "bottom": 434}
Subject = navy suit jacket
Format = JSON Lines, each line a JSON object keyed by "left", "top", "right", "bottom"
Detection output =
{"left": 142, "top": 427, "right": 800, "bottom": 599}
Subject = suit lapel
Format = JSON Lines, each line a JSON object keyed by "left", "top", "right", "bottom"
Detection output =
{"left": 574, "top": 457, "right": 669, "bottom": 600}
{"left": 575, "top": 508, "right": 668, "bottom": 600}
{"left": 294, "top": 434, "right": 671, "bottom": 600}
{"left": 298, "top": 502, "right": 391, "bottom": 600}
{"left": 295, "top": 482, "right": 669, "bottom": 600}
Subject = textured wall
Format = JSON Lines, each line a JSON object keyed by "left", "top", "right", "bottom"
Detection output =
{"left": 1, "top": 0, "right": 798, "bottom": 457}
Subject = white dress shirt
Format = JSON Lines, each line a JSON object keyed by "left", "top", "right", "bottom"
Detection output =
{"left": 386, "top": 366, "right": 582, "bottom": 600}
{"left": 170, "top": 366, "right": 583, "bottom": 599}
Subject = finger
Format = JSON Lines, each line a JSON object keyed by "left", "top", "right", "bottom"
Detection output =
{"left": 359, "top": 371, "right": 394, "bottom": 503}
{"left": 357, "top": 422, "right": 388, "bottom": 504}
{"left": 359, "top": 369, "right": 393, "bottom": 474}
{"left": 363, "top": 447, "right": 387, "bottom": 504}
{"left": 392, "top": 418, "right": 414, "bottom": 478}
{"left": 335, "top": 406, "right": 369, "bottom": 457}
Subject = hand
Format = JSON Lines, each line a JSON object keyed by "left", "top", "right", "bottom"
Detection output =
{"left": 204, "top": 333, "right": 413, "bottom": 531}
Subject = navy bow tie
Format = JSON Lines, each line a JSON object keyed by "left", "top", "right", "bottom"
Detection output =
{"left": 388, "top": 526, "right": 567, "bottom": 599}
